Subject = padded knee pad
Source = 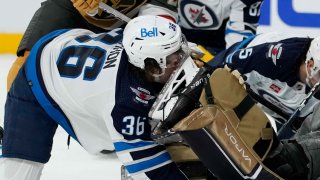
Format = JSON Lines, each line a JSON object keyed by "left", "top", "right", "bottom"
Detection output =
{"left": 166, "top": 143, "right": 209, "bottom": 179}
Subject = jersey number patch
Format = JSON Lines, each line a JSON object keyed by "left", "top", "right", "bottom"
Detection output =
{"left": 57, "top": 29, "right": 123, "bottom": 80}
{"left": 122, "top": 116, "right": 146, "bottom": 136}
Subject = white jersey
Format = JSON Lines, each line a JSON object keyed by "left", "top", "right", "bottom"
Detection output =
{"left": 39, "top": 28, "right": 124, "bottom": 153}
{"left": 178, "top": 0, "right": 263, "bottom": 48}
{"left": 26, "top": 28, "right": 186, "bottom": 179}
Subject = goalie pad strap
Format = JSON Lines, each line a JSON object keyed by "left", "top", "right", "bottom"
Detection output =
{"left": 233, "top": 95, "right": 255, "bottom": 120}
{"left": 173, "top": 68, "right": 283, "bottom": 179}
{"left": 204, "top": 81, "right": 214, "bottom": 104}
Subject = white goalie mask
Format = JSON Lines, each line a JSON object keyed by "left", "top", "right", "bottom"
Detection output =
{"left": 305, "top": 36, "right": 320, "bottom": 87}
{"left": 122, "top": 15, "right": 188, "bottom": 72}
{"left": 148, "top": 57, "right": 214, "bottom": 138}
{"left": 148, "top": 56, "right": 200, "bottom": 121}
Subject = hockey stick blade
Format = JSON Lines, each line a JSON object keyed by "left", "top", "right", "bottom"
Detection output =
{"left": 98, "top": 2, "right": 131, "bottom": 23}
{"left": 277, "top": 81, "right": 320, "bottom": 139}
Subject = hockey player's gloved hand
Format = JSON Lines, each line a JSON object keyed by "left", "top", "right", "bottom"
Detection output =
{"left": 72, "top": 0, "right": 100, "bottom": 16}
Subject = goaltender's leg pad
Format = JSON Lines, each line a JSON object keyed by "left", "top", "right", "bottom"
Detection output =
{"left": 173, "top": 68, "right": 282, "bottom": 179}
{"left": 166, "top": 143, "right": 209, "bottom": 179}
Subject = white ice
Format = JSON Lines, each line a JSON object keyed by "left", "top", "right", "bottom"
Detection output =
{"left": 0, "top": 54, "right": 122, "bottom": 180}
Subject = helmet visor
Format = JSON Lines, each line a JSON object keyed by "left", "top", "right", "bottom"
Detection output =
{"left": 166, "top": 48, "right": 188, "bottom": 69}
{"left": 165, "top": 35, "right": 189, "bottom": 69}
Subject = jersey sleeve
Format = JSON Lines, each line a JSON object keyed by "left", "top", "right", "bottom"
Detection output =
{"left": 226, "top": 42, "right": 297, "bottom": 82}
{"left": 225, "top": 0, "right": 263, "bottom": 48}
{"left": 111, "top": 105, "right": 187, "bottom": 180}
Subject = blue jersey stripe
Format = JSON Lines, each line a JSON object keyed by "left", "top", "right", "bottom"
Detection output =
{"left": 226, "top": 35, "right": 256, "bottom": 63}
{"left": 225, "top": 27, "right": 254, "bottom": 37}
{"left": 125, "top": 152, "right": 171, "bottom": 174}
{"left": 26, "top": 29, "right": 78, "bottom": 141}
{"left": 130, "top": 144, "right": 166, "bottom": 160}
{"left": 114, "top": 141, "right": 154, "bottom": 152}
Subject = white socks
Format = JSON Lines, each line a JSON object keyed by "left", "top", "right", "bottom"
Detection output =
{"left": 0, "top": 158, "right": 44, "bottom": 180}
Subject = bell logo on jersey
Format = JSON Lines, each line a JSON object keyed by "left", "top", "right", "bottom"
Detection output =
{"left": 130, "top": 87, "right": 155, "bottom": 105}
{"left": 268, "top": 43, "right": 283, "bottom": 65}
{"left": 141, "top": 28, "right": 158, "bottom": 37}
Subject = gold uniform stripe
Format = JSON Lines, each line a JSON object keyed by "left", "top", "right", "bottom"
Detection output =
{"left": 0, "top": 33, "right": 23, "bottom": 54}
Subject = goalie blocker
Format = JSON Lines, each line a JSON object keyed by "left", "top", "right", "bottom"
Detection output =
{"left": 153, "top": 67, "right": 311, "bottom": 179}
{"left": 172, "top": 68, "right": 282, "bottom": 179}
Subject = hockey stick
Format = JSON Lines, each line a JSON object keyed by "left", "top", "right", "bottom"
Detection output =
{"left": 277, "top": 81, "right": 320, "bottom": 139}
{"left": 246, "top": 87, "right": 291, "bottom": 120}
{"left": 98, "top": 2, "right": 132, "bottom": 23}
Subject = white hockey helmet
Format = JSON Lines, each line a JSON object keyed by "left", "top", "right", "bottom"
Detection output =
{"left": 305, "top": 36, "right": 320, "bottom": 85}
{"left": 122, "top": 15, "right": 185, "bottom": 70}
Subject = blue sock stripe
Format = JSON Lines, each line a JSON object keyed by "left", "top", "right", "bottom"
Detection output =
{"left": 125, "top": 152, "right": 171, "bottom": 174}
{"left": 114, "top": 141, "right": 154, "bottom": 152}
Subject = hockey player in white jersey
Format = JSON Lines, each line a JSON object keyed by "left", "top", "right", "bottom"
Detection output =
{"left": 177, "top": 0, "right": 263, "bottom": 54}
{"left": 1, "top": 15, "right": 190, "bottom": 180}
{"left": 137, "top": 0, "right": 264, "bottom": 61}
